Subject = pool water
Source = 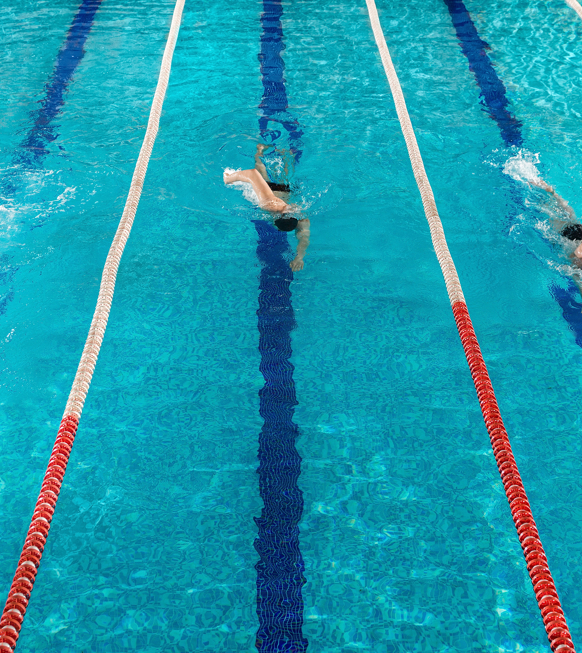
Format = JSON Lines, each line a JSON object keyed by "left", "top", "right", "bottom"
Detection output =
{"left": 1, "top": 0, "right": 582, "bottom": 651}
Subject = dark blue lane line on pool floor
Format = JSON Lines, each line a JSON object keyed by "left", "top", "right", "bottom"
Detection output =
{"left": 258, "top": 0, "right": 304, "bottom": 164}
{"left": 0, "top": 0, "right": 102, "bottom": 315}
{"left": 253, "top": 221, "right": 307, "bottom": 653}
{"left": 6, "top": 0, "right": 103, "bottom": 181}
{"left": 253, "top": 1, "right": 308, "bottom": 651}
{"left": 442, "top": 0, "right": 582, "bottom": 344}
{"left": 443, "top": 0, "right": 522, "bottom": 147}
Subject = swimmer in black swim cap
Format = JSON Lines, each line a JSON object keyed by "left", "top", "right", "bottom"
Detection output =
{"left": 561, "top": 223, "right": 582, "bottom": 242}
{"left": 224, "top": 144, "right": 310, "bottom": 271}
{"left": 531, "top": 177, "right": 582, "bottom": 301}
{"left": 531, "top": 178, "right": 582, "bottom": 259}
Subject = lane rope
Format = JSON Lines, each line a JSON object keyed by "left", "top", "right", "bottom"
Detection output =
{"left": 364, "top": 1, "right": 576, "bottom": 651}
{"left": 565, "top": 0, "right": 582, "bottom": 20}
{"left": 0, "top": 1, "right": 186, "bottom": 650}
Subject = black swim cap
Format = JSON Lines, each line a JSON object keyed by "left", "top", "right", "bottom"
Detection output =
{"left": 562, "top": 224, "right": 582, "bottom": 241}
{"left": 274, "top": 217, "right": 298, "bottom": 232}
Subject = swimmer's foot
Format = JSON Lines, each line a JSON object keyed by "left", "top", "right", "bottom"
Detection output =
{"left": 224, "top": 169, "right": 239, "bottom": 184}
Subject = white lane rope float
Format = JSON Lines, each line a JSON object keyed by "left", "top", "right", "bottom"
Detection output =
{"left": 0, "top": 1, "right": 186, "bottom": 650}
{"left": 364, "top": 1, "right": 576, "bottom": 651}
{"left": 565, "top": 0, "right": 582, "bottom": 21}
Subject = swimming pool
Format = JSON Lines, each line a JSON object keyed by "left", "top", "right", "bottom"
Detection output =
{"left": 1, "top": 0, "right": 582, "bottom": 650}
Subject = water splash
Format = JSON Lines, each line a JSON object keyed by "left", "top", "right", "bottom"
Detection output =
{"left": 502, "top": 151, "right": 542, "bottom": 185}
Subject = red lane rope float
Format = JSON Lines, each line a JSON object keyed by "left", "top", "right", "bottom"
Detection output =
{"left": 0, "top": 1, "right": 186, "bottom": 650}
{"left": 0, "top": 417, "right": 78, "bottom": 653}
{"left": 364, "top": 0, "right": 576, "bottom": 650}
{"left": 453, "top": 302, "right": 574, "bottom": 652}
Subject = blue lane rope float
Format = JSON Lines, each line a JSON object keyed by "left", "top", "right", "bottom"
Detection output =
{"left": 442, "top": 0, "right": 582, "bottom": 345}
{"left": 253, "top": 1, "right": 308, "bottom": 651}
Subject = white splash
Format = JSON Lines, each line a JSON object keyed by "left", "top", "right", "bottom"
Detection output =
{"left": 0, "top": 167, "right": 76, "bottom": 242}
{"left": 502, "top": 151, "right": 542, "bottom": 185}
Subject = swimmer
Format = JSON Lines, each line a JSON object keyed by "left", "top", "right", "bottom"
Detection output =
{"left": 224, "top": 144, "right": 310, "bottom": 271}
{"left": 531, "top": 178, "right": 582, "bottom": 298}
{"left": 530, "top": 178, "right": 582, "bottom": 256}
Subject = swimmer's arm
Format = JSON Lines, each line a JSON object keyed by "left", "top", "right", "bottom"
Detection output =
{"left": 553, "top": 191, "right": 576, "bottom": 220}
{"left": 290, "top": 219, "right": 310, "bottom": 271}
{"left": 532, "top": 179, "right": 576, "bottom": 220}
{"left": 254, "top": 144, "right": 271, "bottom": 181}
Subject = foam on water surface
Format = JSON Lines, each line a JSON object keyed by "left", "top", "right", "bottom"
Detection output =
{"left": 502, "top": 150, "right": 543, "bottom": 185}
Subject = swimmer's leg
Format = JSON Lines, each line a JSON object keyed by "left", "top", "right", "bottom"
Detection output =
{"left": 223, "top": 167, "right": 282, "bottom": 209}
{"left": 224, "top": 169, "right": 247, "bottom": 185}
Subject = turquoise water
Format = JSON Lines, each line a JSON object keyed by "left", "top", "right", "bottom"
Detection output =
{"left": 1, "top": 0, "right": 582, "bottom": 651}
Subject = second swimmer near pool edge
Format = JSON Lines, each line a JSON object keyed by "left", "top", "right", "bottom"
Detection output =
{"left": 223, "top": 145, "right": 582, "bottom": 290}
{"left": 530, "top": 178, "right": 582, "bottom": 295}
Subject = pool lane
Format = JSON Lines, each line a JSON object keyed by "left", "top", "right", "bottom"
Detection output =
{"left": 253, "top": 1, "right": 308, "bottom": 651}
{"left": 253, "top": 220, "right": 307, "bottom": 653}
{"left": 442, "top": 0, "right": 582, "bottom": 346}
{"left": 7, "top": 0, "right": 103, "bottom": 178}
{"left": 0, "top": 0, "right": 102, "bottom": 316}
{"left": 442, "top": 0, "right": 522, "bottom": 147}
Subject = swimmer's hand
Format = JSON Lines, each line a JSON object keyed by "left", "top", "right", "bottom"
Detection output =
{"left": 290, "top": 257, "right": 304, "bottom": 271}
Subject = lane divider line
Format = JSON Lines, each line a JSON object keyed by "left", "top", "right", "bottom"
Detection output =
{"left": 15, "top": 0, "right": 103, "bottom": 170}
{"left": 565, "top": 0, "right": 582, "bottom": 21}
{"left": 442, "top": 0, "right": 523, "bottom": 147}
{"left": 1, "top": 0, "right": 103, "bottom": 321}
{"left": 254, "top": 1, "right": 308, "bottom": 650}
{"left": 0, "top": 1, "right": 186, "bottom": 650}
{"left": 364, "top": 1, "right": 576, "bottom": 651}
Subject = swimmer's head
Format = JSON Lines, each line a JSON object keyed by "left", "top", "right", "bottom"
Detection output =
{"left": 562, "top": 224, "right": 582, "bottom": 241}
{"left": 274, "top": 217, "right": 298, "bottom": 232}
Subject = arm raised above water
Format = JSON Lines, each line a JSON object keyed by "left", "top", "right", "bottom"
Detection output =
{"left": 531, "top": 178, "right": 582, "bottom": 257}
{"left": 531, "top": 178, "right": 576, "bottom": 220}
